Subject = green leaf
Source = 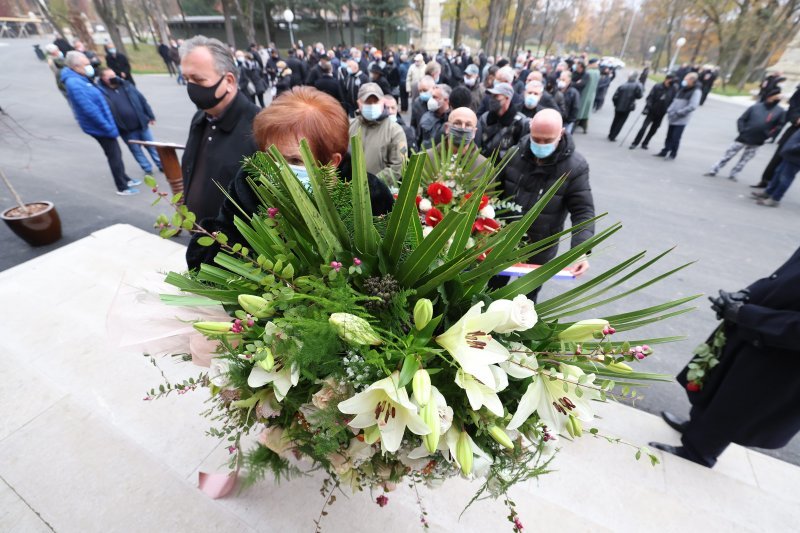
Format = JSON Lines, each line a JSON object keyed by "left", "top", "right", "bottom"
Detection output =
{"left": 197, "top": 236, "right": 215, "bottom": 247}
{"left": 383, "top": 152, "right": 426, "bottom": 265}
{"left": 349, "top": 135, "right": 379, "bottom": 257}
{"left": 396, "top": 211, "right": 467, "bottom": 285}
{"left": 398, "top": 354, "right": 419, "bottom": 388}
{"left": 171, "top": 192, "right": 183, "bottom": 204}
{"left": 298, "top": 139, "right": 350, "bottom": 249}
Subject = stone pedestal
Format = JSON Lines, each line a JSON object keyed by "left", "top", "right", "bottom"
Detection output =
{"left": 772, "top": 29, "right": 800, "bottom": 91}
{"left": 419, "top": 0, "right": 442, "bottom": 55}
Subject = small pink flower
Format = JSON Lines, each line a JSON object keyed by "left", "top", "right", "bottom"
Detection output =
{"left": 227, "top": 445, "right": 237, "bottom": 454}
{"left": 330, "top": 261, "right": 342, "bottom": 272}
{"left": 635, "top": 352, "right": 646, "bottom": 360}
{"left": 375, "top": 494, "right": 389, "bottom": 507}
{"left": 513, "top": 516, "right": 524, "bottom": 531}
{"left": 642, "top": 345, "right": 651, "bottom": 352}
{"left": 353, "top": 257, "right": 362, "bottom": 266}
{"left": 267, "top": 207, "right": 279, "bottom": 218}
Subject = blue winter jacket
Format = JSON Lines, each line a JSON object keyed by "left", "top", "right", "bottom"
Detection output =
{"left": 61, "top": 67, "right": 119, "bottom": 138}
{"left": 98, "top": 78, "right": 156, "bottom": 132}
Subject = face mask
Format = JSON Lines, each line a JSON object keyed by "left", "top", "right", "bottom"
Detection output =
{"left": 524, "top": 95, "right": 539, "bottom": 109}
{"left": 346, "top": 66, "right": 353, "bottom": 75}
{"left": 187, "top": 76, "right": 226, "bottom": 110}
{"left": 427, "top": 98, "right": 440, "bottom": 112}
{"left": 530, "top": 140, "right": 558, "bottom": 159}
{"left": 108, "top": 48, "right": 116, "bottom": 55}
{"left": 488, "top": 98, "right": 503, "bottom": 114}
{"left": 83, "top": 65, "right": 95, "bottom": 78}
{"left": 419, "top": 91, "right": 432, "bottom": 102}
{"left": 681, "top": 80, "right": 688, "bottom": 87}
{"left": 289, "top": 164, "right": 311, "bottom": 189}
{"left": 464, "top": 77, "right": 476, "bottom": 87}
{"left": 236, "top": 56, "right": 245, "bottom": 64}
{"left": 449, "top": 125, "right": 474, "bottom": 147}
{"left": 361, "top": 103, "right": 383, "bottom": 121}
{"left": 557, "top": 80, "right": 566, "bottom": 89}
{"left": 389, "top": 114, "right": 397, "bottom": 122}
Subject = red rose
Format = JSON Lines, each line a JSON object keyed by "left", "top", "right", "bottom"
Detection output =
{"left": 415, "top": 195, "right": 422, "bottom": 206}
{"left": 464, "top": 193, "right": 490, "bottom": 210}
{"left": 425, "top": 207, "right": 444, "bottom": 227}
{"left": 686, "top": 381, "right": 701, "bottom": 392}
{"left": 472, "top": 217, "right": 500, "bottom": 234}
{"left": 427, "top": 182, "right": 453, "bottom": 205}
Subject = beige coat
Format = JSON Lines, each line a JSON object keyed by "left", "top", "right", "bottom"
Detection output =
{"left": 349, "top": 116, "right": 407, "bottom": 185}
{"left": 406, "top": 63, "right": 427, "bottom": 93}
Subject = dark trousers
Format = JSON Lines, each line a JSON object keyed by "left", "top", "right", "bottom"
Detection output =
{"left": 400, "top": 84, "right": 409, "bottom": 112}
{"left": 631, "top": 113, "right": 664, "bottom": 147}
{"left": 608, "top": 111, "right": 630, "bottom": 140}
{"left": 761, "top": 124, "right": 800, "bottom": 185}
{"left": 92, "top": 135, "right": 130, "bottom": 192}
{"left": 681, "top": 405, "right": 729, "bottom": 468}
{"left": 660, "top": 124, "right": 686, "bottom": 158}
{"left": 700, "top": 88, "right": 711, "bottom": 105}
{"left": 163, "top": 58, "right": 176, "bottom": 76}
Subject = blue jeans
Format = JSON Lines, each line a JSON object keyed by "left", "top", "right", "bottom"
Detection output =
{"left": 661, "top": 124, "right": 686, "bottom": 157}
{"left": 765, "top": 160, "right": 800, "bottom": 201}
{"left": 121, "top": 128, "right": 162, "bottom": 173}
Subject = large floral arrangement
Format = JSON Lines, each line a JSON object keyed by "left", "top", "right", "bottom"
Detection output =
{"left": 144, "top": 138, "right": 694, "bottom": 530}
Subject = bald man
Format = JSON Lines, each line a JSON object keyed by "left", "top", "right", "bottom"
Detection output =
{"left": 494, "top": 109, "right": 595, "bottom": 299}
{"left": 425, "top": 107, "right": 486, "bottom": 174}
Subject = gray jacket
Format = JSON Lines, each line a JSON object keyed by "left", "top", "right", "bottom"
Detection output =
{"left": 667, "top": 86, "right": 702, "bottom": 126}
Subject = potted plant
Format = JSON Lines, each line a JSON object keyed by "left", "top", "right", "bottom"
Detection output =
{"left": 1, "top": 168, "right": 62, "bottom": 246}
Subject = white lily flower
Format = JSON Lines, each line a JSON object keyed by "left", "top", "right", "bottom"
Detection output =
{"left": 440, "top": 426, "right": 491, "bottom": 477}
{"left": 248, "top": 362, "right": 300, "bottom": 402}
{"left": 337, "top": 372, "right": 430, "bottom": 453}
{"left": 435, "top": 302, "right": 511, "bottom": 388}
{"left": 507, "top": 363, "right": 601, "bottom": 434}
{"left": 487, "top": 295, "right": 538, "bottom": 333}
{"left": 454, "top": 367, "right": 507, "bottom": 417}
{"left": 407, "top": 387, "right": 454, "bottom": 459}
{"left": 500, "top": 342, "right": 539, "bottom": 379}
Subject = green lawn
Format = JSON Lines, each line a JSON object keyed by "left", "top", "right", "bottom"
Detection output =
{"left": 127, "top": 44, "right": 169, "bottom": 74}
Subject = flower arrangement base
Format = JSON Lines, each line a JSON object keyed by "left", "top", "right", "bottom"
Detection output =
{"left": 1, "top": 201, "right": 62, "bottom": 246}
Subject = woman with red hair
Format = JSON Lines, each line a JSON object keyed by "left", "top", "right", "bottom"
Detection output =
{"left": 187, "top": 86, "right": 393, "bottom": 269}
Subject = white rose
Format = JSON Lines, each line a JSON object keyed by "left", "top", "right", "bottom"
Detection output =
{"left": 418, "top": 198, "right": 432, "bottom": 212}
{"left": 208, "top": 358, "right": 231, "bottom": 387}
{"left": 479, "top": 204, "right": 496, "bottom": 219}
{"left": 258, "top": 426, "right": 293, "bottom": 456}
{"left": 422, "top": 226, "right": 434, "bottom": 237}
{"left": 486, "top": 294, "right": 538, "bottom": 333}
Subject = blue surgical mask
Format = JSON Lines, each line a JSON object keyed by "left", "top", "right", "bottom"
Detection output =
{"left": 288, "top": 164, "right": 311, "bottom": 189}
{"left": 346, "top": 66, "right": 353, "bottom": 75}
{"left": 362, "top": 103, "right": 383, "bottom": 121}
{"left": 530, "top": 139, "right": 557, "bottom": 159}
{"left": 84, "top": 65, "right": 95, "bottom": 78}
{"left": 681, "top": 80, "right": 688, "bottom": 87}
{"left": 108, "top": 48, "right": 116, "bottom": 55}
{"left": 524, "top": 95, "right": 539, "bottom": 109}
{"left": 419, "top": 91, "right": 432, "bottom": 102}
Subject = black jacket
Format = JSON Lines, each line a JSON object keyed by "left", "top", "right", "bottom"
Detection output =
{"left": 182, "top": 92, "right": 260, "bottom": 224}
{"left": 612, "top": 81, "right": 643, "bottom": 112}
{"left": 561, "top": 86, "right": 581, "bottom": 123}
{"left": 644, "top": 82, "right": 676, "bottom": 117}
{"left": 498, "top": 133, "right": 595, "bottom": 265}
{"left": 286, "top": 57, "right": 307, "bottom": 87}
{"left": 476, "top": 105, "right": 529, "bottom": 159}
{"left": 735, "top": 102, "right": 786, "bottom": 146}
{"left": 186, "top": 153, "right": 394, "bottom": 269}
{"left": 106, "top": 52, "right": 133, "bottom": 84}
{"left": 520, "top": 91, "right": 561, "bottom": 118}
{"left": 97, "top": 79, "right": 155, "bottom": 132}
{"left": 314, "top": 75, "right": 344, "bottom": 104}
{"left": 678, "top": 246, "right": 800, "bottom": 449}
{"left": 779, "top": 128, "right": 800, "bottom": 165}
{"left": 342, "top": 71, "right": 369, "bottom": 116}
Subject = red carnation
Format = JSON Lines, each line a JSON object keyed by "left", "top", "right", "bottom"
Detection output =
{"left": 686, "top": 381, "right": 701, "bottom": 392}
{"left": 427, "top": 182, "right": 453, "bottom": 205}
{"left": 464, "top": 193, "right": 490, "bottom": 210}
{"left": 472, "top": 217, "right": 501, "bottom": 234}
{"left": 425, "top": 207, "right": 444, "bottom": 227}
{"left": 415, "top": 195, "right": 422, "bottom": 206}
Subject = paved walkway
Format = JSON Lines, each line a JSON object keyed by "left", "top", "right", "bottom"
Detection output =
{"left": 1, "top": 36, "right": 798, "bottom": 469}
{"left": 2, "top": 224, "right": 799, "bottom": 532}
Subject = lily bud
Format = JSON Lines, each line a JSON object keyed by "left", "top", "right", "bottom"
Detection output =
{"left": 194, "top": 321, "right": 235, "bottom": 335}
{"left": 413, "top": 298, "right": 434, "bottom": 330}
{"left": 456, "top": 430, "right": 473, "bottom": 476}
{"left": 256, "top": 347, "right": 274, "bottom": 371}
{"left": 329, "top": 313, "right": 382, "bottom": 346}
{"left": 558, "top": 319, "right": 611, "bottom": 343}
{"left": 421, "top": 401, "right": 440, "bottom": 453}
{"left": 607, "top": 361, "right": 633, "bottom": 373}
{"left": 488, "top": 425, "right": 514, "bottom": 449}
{"left": 412, "top": 369, "right": 432, "bottom": 406}
{"left": 566, "top": 415, "right": 583, "bottom": 438}
{"left": 238, "top": 294, "right": 273, "bottom": 318}
{"left": 364, "top": 424, "right": 381, "bottom": 444}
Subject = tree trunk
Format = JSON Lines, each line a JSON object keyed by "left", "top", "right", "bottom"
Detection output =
{"left": 233, "top": 0, "right": 256, "bottom": 45}
{"left": 116, "top": 0, "right": 139, "bottom": 50}
{"left": 508, "top": 0, "right": 525, "bottom": 57}
{"left": 35, "top": 0, "right": 67, "bottom": 37}
{"left": 689, "top": 17, "right": 708, "bottom": 65}
{"left": 337, "top": 8, "right": 345, "bottom": 45}
{"left": 222, "top": 0, "right": 236, "bottom": 48}
{"left": 484, "top": 0, "right": 509, "bottom": 58}
{"left": 261, "top": 0, "right": 272, "bottom": 45}
{"left": 67, "top": 0, "right": 96, "bottom": 50}
{"left": 452, "top": 0, "right": 462, "bottom": 48}
{"left": 322, "top": 8, "right": 331, "bottom": 45}
{"left": 148, "top": 0, "right": 171, "bottom": 45}
{"left": 92, "top": 0, "right": 128, "bottom": 55}
{"left": 348, "top": 0, "right": 355, "bottom": 46}
{"left": 536, "top": 0, "right": 549, "bottom": 56}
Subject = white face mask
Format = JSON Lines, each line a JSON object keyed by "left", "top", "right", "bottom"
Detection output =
{"left": 464, "top": 77, "right": 476, "bottom": 87}
{"left": 427, "top": 98, "right": 440, "bottom": 112}
{"left": 557, "top": 80, "right": 567, "bottom": 89}
{"left": 288, "top": 164, "right": 311, "bottom": 189}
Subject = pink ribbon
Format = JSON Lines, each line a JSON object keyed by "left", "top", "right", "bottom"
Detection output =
{"left": 198, "top": 471, "right": 238, "bottom": 499}
{"left": 189, "top": 334, "right": 219, "bottom": 367}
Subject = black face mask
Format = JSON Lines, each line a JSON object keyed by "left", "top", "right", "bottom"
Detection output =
{"left": 488, "top": 98, "right": 503, "bottom": 114}
{"left": 187, "top": 76, "right": 226, "bottom": 110}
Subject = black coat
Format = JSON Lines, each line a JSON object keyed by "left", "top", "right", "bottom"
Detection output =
{"left": 644, "top": 82, "right": 676, "bottom": 117}
{"left": 561, "top": 86, "right": 581, "bottom": 123}
{"left": 498, "top": 133, "right": 595, "bottom": 265}
{"left": 106, "top": 52, "right": 134, "bottom": 84}
{"left": 677, "top": 247, "right": 800, "bottom": 449}
{"left": 735, "top": 102, "right": 785, "bottom": 146}
{"left": 476, "top": 105, "right": 529, "bottom": 159}
{"left": 186, "top": 153, "right": 394, "bottom": 269}
{"left": 286, "top": 57, "right": 307, "bottom": 87}
{"left": 612, "top": 81, "right": 643, "bottom": 112}
{"left": 181, "top": 92, "right": 260, "bottom": 224}
{"left": 314, "top": 75, "right": 344, "bottom": 104}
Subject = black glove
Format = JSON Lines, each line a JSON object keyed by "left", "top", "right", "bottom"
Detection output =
{"left": 709, "top": 289, "right": 750, "bottom": 322}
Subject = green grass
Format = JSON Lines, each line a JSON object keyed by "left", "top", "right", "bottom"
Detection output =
{"left": 127, "top": 44, "right": 169, "bottom": 75}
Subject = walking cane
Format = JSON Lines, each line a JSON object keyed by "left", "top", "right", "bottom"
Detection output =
{"left": 619, "top": 112, "right": 644, "bottom": 147}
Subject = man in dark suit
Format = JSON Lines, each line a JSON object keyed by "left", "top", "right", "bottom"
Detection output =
{"left": 652, "top": 246, "right": 800, "bottom": 467}
{"left": 179, "top": 36, "right": 260, "bottom": 225}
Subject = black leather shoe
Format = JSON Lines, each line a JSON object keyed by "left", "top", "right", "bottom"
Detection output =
{"left": 749, "top": 182, "right": 767, "bottom": 189}
{"left": 628, "top": 144, "right": 637, "bottom": 150}
{"left": 653, "top": 152, "right": 666, "bottom": 157}
{"left": 649, "top": 442, "right": 711, "bottom": 468}
{"left": 661, "top": 411, "right": 689, "bottom": 433}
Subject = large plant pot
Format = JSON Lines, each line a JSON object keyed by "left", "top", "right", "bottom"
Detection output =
{"left": 1, "top": 201, "right": 62, "bottom": 246}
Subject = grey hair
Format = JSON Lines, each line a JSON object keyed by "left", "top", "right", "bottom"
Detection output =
{"left": 44, "top": 43, "right": 59, "bottom": 54}
{"left": 628, "top": 72, "right": 638, "bottom": 82}
{"left": 180, "top": 35, "right": 237, "bottom": 81}
{"left": 526, "top": 80, "right": 543, "bottom": 91}
{"left": 64, "top": 50, "right": 86, "bottom": 68}
{"left": 436, "top": 84, "right": 452, "bottom": 98}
